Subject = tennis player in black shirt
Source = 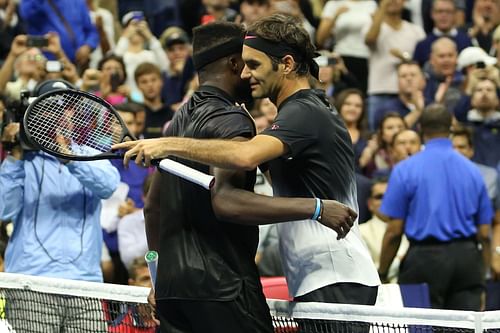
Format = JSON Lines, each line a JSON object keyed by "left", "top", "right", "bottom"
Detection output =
{"left": 115, "top": 15, "right": 378, "bottom": 313}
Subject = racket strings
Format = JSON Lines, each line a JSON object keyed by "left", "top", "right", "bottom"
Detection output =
{"left": 26, "top": 92, "right": 123, "bottom": 157}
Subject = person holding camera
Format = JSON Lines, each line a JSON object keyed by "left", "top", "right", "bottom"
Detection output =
{"left": 0, "top": 79, "right": 120, "bottom": 332}
{"left": 113, "top": 11, "right": 169, "bottom": 101}
{"left": 81, "top": 53, "right": 131, "bottom": 106}
{"left": 0, "top": 35, "right": 46, "bottom": 101}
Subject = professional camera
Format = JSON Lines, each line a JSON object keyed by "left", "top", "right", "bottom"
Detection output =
{"left": 0, "top": 90, "right": 36, "bottom": 151}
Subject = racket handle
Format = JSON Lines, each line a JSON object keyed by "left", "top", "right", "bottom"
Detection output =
{"left": 158, "top": 159, "right": 215, "bottom": 190}
{"left": 145, "top": 251, "right": 158, "bottom": 290}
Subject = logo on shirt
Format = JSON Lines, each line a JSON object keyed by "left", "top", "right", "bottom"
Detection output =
{"left": 271, "top": 124, "right": 280, "bottom": 130}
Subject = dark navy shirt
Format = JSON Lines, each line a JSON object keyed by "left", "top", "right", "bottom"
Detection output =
{"left": 381, "top": 138, "right": 493, "bottom": 241}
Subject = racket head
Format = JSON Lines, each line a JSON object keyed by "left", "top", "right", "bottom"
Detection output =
{"left": 23, "top": 88, "right": 136, "bottom": 161}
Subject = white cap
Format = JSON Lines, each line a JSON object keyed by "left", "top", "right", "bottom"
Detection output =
{"left": 457, "top": 46, "right": 497, "bottom": 70}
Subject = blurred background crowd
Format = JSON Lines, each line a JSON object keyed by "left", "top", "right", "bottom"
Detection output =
{"left": 0, "top": 0, "right": 499, "bottom": 311}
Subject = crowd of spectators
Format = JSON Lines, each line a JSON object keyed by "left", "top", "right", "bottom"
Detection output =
{"left": 0, "top": 0, "right": 499, "bottom": 314}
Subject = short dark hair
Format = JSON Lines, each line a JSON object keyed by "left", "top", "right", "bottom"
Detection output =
{"left": 450, "top": 127, "right": 474, "bottom": 147}
{"left": 192, "top": 21, "right": 245, "bottom": 74}
{"left": 420, "top": 103, "right": 452, "bottom": 135}
{"left": 247, "top": 14, "right": 316, "bottom": 77}
{"left": 115, "top": 102, "right": 140, "bottom": 115}
{"left": 97, "top": 53, "right": 127, "bottom": 83}
{"left": 134, "top": 62, "right": 162, "bottom": 83}
{"left": 396, "top": 60, "right": 423, "bottom": 73}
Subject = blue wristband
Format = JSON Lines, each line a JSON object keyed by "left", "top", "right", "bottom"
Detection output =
{"left": 311, "top": 198, "right": 321, "bottom": 220}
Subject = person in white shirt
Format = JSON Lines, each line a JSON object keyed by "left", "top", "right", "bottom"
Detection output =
{"left": 317, "top": 0, "right": 377, "bottom": 93}
{"left": 364, "top": 0, "right": 425, "bottom": 130}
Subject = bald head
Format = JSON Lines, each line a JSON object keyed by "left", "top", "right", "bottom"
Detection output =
{"left": 430, "top": 37, "right": 457, "bottom": 77}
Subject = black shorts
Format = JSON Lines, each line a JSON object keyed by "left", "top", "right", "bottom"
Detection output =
{"left": 156, "top": 282, "right": 273, "bottom": 333}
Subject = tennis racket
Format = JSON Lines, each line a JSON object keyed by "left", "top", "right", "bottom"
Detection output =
{"left": 23, "top": 89, "right": 215, "bottom": 190}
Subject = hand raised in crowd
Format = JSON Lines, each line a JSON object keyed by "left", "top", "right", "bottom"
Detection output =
{"left": 75, "top": 44, "right": 92, "bottom": 68}
{"left": 81, "top": 68, "right": 101, "bottom": 91}
{"left": 136, "top": 20, "right": 153, "bottom": 41}
{"left": 378, "top": 0, "right": 392, "bottom": 13}
{"left": 45, "top": 32, "right": 64, "bottom": 57}
{"left": 434, "top": 76, "right": 452, "bottom": 103}
{"left": 60, "top": 57, "right": 80, "bottom": 85}
{"left": 8, "top": 34, "right": 29, "bottom": 58}
{"left": 319, "top": 200, "right": 358, "bottom": 239}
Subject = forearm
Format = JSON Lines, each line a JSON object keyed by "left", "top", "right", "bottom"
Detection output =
{"left": 478, "top": 224, "right": 492, "bottom": 275}
{"left": 364, "top": 12, "right": 384, "bottom": 47}
{"left": 404, "top": 108, "right": 423, "bottom": 128}
{"left": 316, "top": 19, "right": 334, "bottom": 48}
{"left": 67, "top": 161, "right": 119, "bottom": 199}
{"left": 213, "top": 187, "right": 317, "bottom": 225}
{"left": 144, "top": 171, "right": 161, "bottom": 252}
{"left": 0, "top": 157, "right": 25, "bottom": 220}
{"left": 162, "top": 137, "right": 259, "bottom": 170}
{"left": 378, "top": 222, "right": 403, "bottom": 278}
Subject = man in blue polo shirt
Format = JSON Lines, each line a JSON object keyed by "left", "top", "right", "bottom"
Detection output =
{"left": 378, "top": 103, "right": 493, "bottom": 310}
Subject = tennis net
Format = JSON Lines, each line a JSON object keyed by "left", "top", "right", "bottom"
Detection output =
{"left": 2, "top": 272, "right": 500, "bottom": 333}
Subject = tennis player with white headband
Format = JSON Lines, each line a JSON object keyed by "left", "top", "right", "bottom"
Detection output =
{"left": 114, "top": 14, "right": 380, "bottom": 310}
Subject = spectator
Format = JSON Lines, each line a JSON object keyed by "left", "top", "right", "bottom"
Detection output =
{"left": 406, "top": 0, "right": 466, "bottom": 34}
{"left": 360, "top": 112, "right": 407, "bottom": 177}
{"left": 423, "top": 37, "right": 464, "bottom": 113}
{"left": 373, "top": 61, "right": 427, "bottom": 129}
{"left": 462, "top": 78, "right": 500, "bottom": 168}
{"left": 454, "top": 46, "right": 499, "bottom": 121}
{"left": 359, "top": 178, "right": 409, "bottom": 283}
{"left": 0, "top": 35, "right": 46, "bottom": 100}
{"left": 0, "top": 0, "right": 24, "bottom": 63}
{"left": 19, "top": 0, "right": 98, "bottom": 70}
{"left": 0, "top": 79, "right": 120, "bottom": 330}
{"left": 390, "top": 129, "right": 422, "bottom": 164}
{"left": 81, "top": 53, "right": 131, "bottom": 106}
{"left": 316, "top": 52, "right": 360, "bottom": 98}
{"left": 468, "top": 0, "right": 499, "bottom": 54}
{"left": 364, "top": 0, "right": 425, "bottom": 130}
{"left": 86, "top": 0, "right": 115, "bottom": 69}
{"left": 316, "top": 0, "right": 377, "bottom": 94}
{"left": 200, "top": 0, "right": 239, "bottom": 24}
{"left": 379, "top": 103, "right": 493, "bottom": 310}
{"left": 160, "top": 27, "right": 196, "bottom": 111}
{"left": 239, "top": 0, "right": 270, "bottom": 25}
{"left": 135, "top": 62, "right": 174, "bottom": 138}
{"left": 451, "top": 128, "right": 500, "bottom": 279}
{"left": 335, "top": 88, "right": 368, "bottom": 172}
{"left": 413, "top": 0, "right": 472, "bottom": 67}
{"left": 114, "top": 11, "right": 169, "bottom": 99}
{"left": 118, "top": 174, "right": 153, "bottom": 270}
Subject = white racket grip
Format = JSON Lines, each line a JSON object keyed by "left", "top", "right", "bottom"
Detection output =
{"left": 158, "top": 159, "right": 215, "bottom": 190}
{"left": 145, "top": 251, "right": 158, "bottom": 290}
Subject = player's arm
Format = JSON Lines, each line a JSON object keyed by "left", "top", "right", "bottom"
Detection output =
{"left": 113, "top": 134, "right": 287, "bottom": 171}
{"left": 378, "top": 217, "right": 404, "bottom": 283}
{"left": 211, "top": 164, "right": 357, "bottom": 239}
{"left": 144, "top": 171, "right": 162, "bottom": 253}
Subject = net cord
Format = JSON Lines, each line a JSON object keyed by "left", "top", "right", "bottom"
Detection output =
{"left": 0, "top": 272, "right": 148, "bottom": 304}
{"left": 267, "top": 299, "right": 500, "bottom": 331}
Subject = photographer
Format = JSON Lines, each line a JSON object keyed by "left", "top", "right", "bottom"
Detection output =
{"left": 0, "top": 80, "right": 120, "bottom": 331}
{"left": 0, "top": 35, "right": 46, "bottom": 100}
{"left": 81, "top": 53, "right": 131, "bottom": 106}
{"left": 113, "top": 11, "right": 169, "bottom": 100}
